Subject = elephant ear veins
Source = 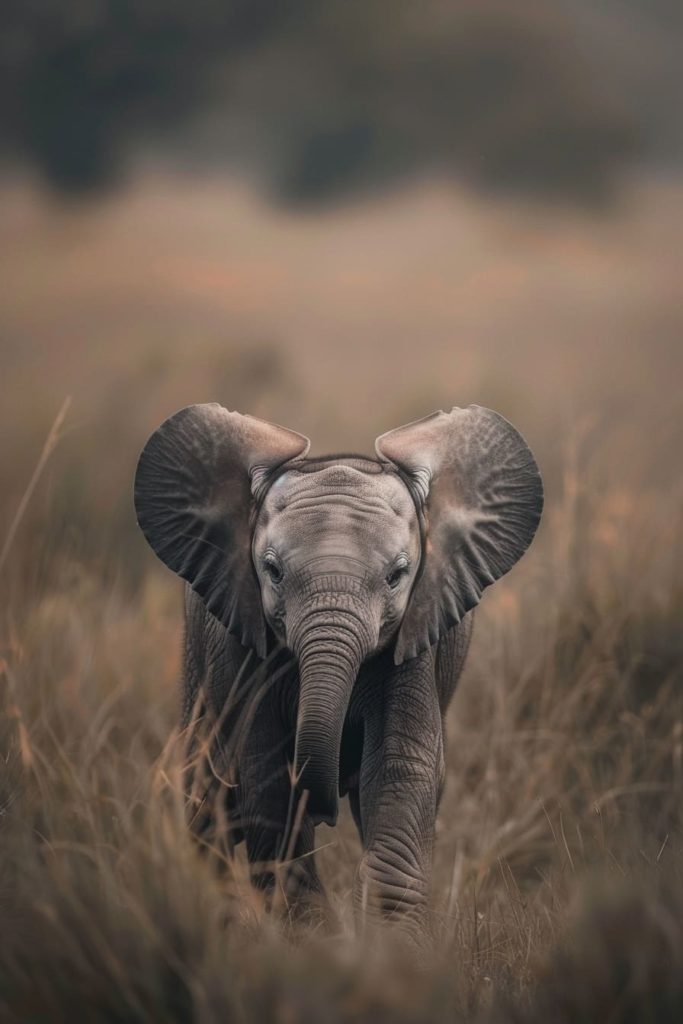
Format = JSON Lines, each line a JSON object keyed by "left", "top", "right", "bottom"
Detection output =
{"left": 376, "top": 406, "right": 543, "bottom": 663}
{"left": 134, "top": 403, "right": 309, "bottom": 656}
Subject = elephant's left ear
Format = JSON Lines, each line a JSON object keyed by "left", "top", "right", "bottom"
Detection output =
{"left": 376, "top": 406, "right": 543, "bottom": 664}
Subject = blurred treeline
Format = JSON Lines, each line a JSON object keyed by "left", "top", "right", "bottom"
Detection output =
{"left": 2, "top": 0, "right": 682, "bottom": 203}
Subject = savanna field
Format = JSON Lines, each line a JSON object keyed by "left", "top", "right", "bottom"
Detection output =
{"left": 1, "top": 175, "right": 682, "bottom": 1022}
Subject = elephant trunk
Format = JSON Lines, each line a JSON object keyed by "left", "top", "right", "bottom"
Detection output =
{"left": 292, "top": 607, "right": 368, "bottom": 826}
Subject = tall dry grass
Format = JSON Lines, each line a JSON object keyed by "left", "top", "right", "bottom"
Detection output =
{"left": 1, "top": 175, "right": 681, "bottom": 1020}
{"left": 0, "top": 406, "right": 681, "bottom": 1023}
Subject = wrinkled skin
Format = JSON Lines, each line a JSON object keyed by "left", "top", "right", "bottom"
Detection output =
{"left": 182, "top": 458, "right": 472, "bottom": 932}
{"left": 135, "top": 405, "right": 543, "bottom": 941}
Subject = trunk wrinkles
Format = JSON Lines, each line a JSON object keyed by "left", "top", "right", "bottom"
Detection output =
{"left": 289, "top": 591, "right": 372, "bottom": 826}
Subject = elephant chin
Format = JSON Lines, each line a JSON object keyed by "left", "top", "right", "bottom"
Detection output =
{"left": 293, "top": 615, "right": 366, "bottom": 826}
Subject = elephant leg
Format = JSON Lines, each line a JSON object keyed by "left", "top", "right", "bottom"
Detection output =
{"left": 181, "top": 592, "right": 254, "bottom": 851}
{"left": 355, "top": 650, "right": 444, "bottom": 943}
{"left": 237, "top": 680, "right": 325, "bottom": 911}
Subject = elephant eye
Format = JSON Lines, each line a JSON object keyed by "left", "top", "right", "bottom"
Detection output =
{"left": 386, "top": 556, "right": 410, "bottom": 589}
{"left": 263, "top": 553, "right": 284, "bottom": 585}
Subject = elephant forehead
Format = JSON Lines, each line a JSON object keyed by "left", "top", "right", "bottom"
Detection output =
{"left": 258, "top": 466, "right": 419, "bottom": 560}
{"left": 264, "top": 465, "right": 415, "bottom": 516}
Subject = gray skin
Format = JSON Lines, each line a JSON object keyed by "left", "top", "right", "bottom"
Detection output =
{"left": 134, "top": 404, "right": 543, "bottom": 938}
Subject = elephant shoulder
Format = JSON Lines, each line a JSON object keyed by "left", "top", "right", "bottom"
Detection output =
{"left": 182, "top": 585, "right": 253, "bottom": 697}
{"left": 184, "top": 584, "right": 228, "bottom": 656}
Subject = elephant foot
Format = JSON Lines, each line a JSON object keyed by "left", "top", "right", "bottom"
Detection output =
{"left": 357, "top": 910, "right": 433, "bottom": 968}
{"left": 354, "top": 851, "right": 434, "bottom": 961}
{"left": 250, "top": 858, "right": 330, "bottom": 928}
{"left": 283, "top": 886, "right": 334, "bottom": 936}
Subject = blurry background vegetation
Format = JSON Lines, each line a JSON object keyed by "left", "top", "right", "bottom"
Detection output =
{"left": 0, "top": 3, "right": 682, "bottom": 1022}
{"left": 2, "top": 0, "right": 682, "bottom": 200}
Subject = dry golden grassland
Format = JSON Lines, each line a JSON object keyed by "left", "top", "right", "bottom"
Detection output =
{"left": 0, "top": 177, "right": 681, "bottom": 1022}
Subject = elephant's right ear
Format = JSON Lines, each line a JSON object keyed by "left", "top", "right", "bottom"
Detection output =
{"left": 134, "top": 404, "right": 309, "bottom": 656}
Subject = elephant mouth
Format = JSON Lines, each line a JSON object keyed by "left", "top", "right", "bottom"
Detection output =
{"left": 305, "top": 770, "right": 359, "bottom": 826}
{"left": 339, "top": 769, "right": 360, "bottom": 795}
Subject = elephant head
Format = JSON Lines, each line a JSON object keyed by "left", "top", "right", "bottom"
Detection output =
{"left": 135, "top": 404, "right": 542, "bottom": 825}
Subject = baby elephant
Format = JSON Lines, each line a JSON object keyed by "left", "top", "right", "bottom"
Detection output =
{"left": 135, "top": 404, "right": 542, "bottom": 936}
